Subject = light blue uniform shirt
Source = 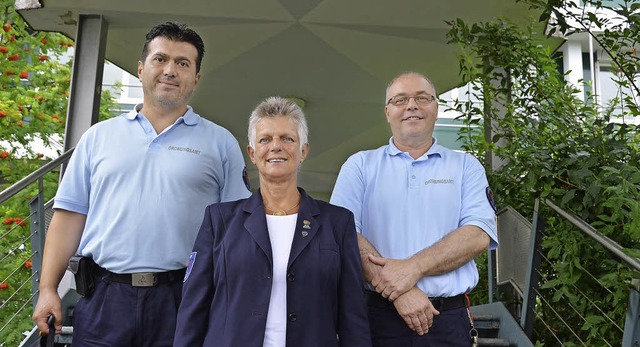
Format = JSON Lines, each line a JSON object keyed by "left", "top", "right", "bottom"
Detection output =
{"left": 330, "top": 137, "right": 498, "bottom": 297}
{"left": 54, "top": 104, "right": 251, "bottom": 273}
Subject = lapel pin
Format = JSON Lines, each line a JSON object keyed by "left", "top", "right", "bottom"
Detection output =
{"left": 301, "top": 231, "right": 309, "bottom": 237}
{"left": 302, "top": 220, "right": 311, "bottom": 229}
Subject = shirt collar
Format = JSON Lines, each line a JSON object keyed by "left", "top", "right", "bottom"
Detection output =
{"left": 123, "top": 103, "right": 143, "bottom": 120}
{"left": 123, "top": 104, "right": 200, "bottom": 126}
{"left": 386, "top": 136, "right": 445, "bottom": 159}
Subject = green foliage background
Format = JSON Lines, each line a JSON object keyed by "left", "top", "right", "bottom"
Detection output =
{"left": 2, "top": 0, "right": 640, "bottom": 345}
{"left": 0, "top": 0, "right": 118, "bottom": 345}
{"left": 447, "top": 0, "right": 640, "bottom": 345}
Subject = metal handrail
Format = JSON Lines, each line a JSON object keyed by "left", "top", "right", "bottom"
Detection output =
{"left": 0, "top": 148, "right": 74, "bottom": 205}
{"left": 544, "top": 199, "right": 640, "bottom": 273}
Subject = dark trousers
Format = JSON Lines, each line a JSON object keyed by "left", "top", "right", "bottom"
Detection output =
{"left": 72, "top": 276, "right": 182, "bottom": 347}
{"left": 368, "top": 301, "right": 473, "bottom": 347}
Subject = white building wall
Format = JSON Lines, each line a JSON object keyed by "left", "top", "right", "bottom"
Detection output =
{"left": 563, "top": 40, "right": 585, "bottom": 102}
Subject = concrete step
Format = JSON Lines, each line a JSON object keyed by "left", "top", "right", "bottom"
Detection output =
{"left": 474, "top": 314, "right": 501, "bottom": 338}
{"left": 478, "top": 337, "right": 512, "bottom": 346}
{"left": 471, "top": 302, "right": 534, "bottom": 347}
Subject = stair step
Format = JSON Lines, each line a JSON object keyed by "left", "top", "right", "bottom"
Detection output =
{"left": 54, "top": 326, "right": 73, "bottom": 344}
{"left": 477, "top": 337, "right": 511, "bottom": 346}
{"left": 474, "top": 314, "right": 501, "bottom": 339}
{"left": 474, "top": 317, "right": 501, "bottom": 330}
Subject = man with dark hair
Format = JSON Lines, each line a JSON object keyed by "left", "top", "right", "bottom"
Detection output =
{"left": 140, "top": 22, "right": 205, "bottom": 73}
{"left": 331, "top": 71, "right": 498, "bottom": 346}
{"left": 32, "top": 22, "right": 250, "bottom": 346}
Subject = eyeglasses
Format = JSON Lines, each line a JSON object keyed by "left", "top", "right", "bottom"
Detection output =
{"left": 387, "top": 94, "right": 436, "bottom": 106}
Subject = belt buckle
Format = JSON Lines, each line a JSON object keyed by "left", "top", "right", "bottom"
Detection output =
{"left": 131, "top": 273, "right": 155, "bottom": 287}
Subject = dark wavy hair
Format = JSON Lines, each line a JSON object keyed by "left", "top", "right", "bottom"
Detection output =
{"left": 141, "top": 22, "right": 205, "bottom": 73}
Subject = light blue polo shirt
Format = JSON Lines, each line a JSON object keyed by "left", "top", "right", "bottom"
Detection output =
{"left": 330, "top": 137, "right": 498, "bottom": 297}
{"left": 54, "top": 104, "right": 251, "bottom": 273}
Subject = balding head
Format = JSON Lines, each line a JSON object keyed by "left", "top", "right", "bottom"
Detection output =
{"left": 385, "top": 71, "right": 436, "bottom": 103}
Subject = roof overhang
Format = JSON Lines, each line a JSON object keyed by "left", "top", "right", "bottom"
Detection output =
{"left": 18, "top": 0, "right": 550, "bottom": 196}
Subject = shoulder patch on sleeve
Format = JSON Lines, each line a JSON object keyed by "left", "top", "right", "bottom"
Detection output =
{"left": 486, "top": 186, "right": 497, "bottom": 213}
{"left": 184, "top": 252, "right": 197, "bottom": 283}
{"left": 242, "top": 166, "right": 251, "bottom": 191}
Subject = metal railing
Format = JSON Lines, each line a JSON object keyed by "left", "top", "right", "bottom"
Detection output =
{"left": 0, "top": 150, "right": 73, "bottom": 205}
{"left": 544, "top": 199, "right": 640, "bottom": 272}
{"left": 0, "top": 149, "right": 73, "bottom": 347}
{"left": 494, "top": 198, "right": 640, "bottom": 346}
{"left": 3, "top": 150, "right": 639, "bottom": 347}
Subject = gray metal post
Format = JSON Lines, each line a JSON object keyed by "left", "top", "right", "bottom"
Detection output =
{"left": 622, "top": 279, "right": 640, "bottom": 347}
{"left": 487, "top": 249, "right": 497, "bottom": 304}
{"left": 520, "top": 199, "right": 545, "bottom": 338}
{"left": 29, "top": 178, "right": 46, "bottom": 307}
{"left": 483, "top": 65, "right": 511, "bottom": 172}
{"left": 62, "top": 15, "right": 108, "bottom": 159}
{"left": 484, "top": 62, "right": 511, "bottom": 303}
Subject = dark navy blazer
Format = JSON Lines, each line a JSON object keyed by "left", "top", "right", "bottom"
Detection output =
{"left": 174, "top": 188, "right": 371, "bottom": 347}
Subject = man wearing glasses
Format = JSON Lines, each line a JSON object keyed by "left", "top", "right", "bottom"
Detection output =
{"left": 331, "top": 71, "right": 498, "bottom": 346}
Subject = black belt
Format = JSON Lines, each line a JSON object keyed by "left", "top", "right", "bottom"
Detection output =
{"left": 365, "top": 290, "right": 467, "bottom": 312}
{"left": 94, "top": 266, "right": 186, "bottom": 287}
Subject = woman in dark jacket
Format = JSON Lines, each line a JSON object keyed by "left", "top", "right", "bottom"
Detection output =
{"left": 174, "top": 96, "right": 371, "bottom": 347}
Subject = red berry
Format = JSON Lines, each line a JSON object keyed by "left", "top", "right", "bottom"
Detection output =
{"left": 2, "top": 24, "right": 11, "bottom": 33}
{"left": 0, "top": 46, "right": 7, "bottom": 53}
{"left": 7, "top": 53, "right": 18, "bottom": 61}
{"left": 38, "top": 55, "right": 48, "bottom": 61}
{"left": 16, "top": 120, "right": 23, "bottom": 127}
{"left": 2, "top": 217, "right": 13, "bottom": 224}
{"left": 24, "top": 260, "right": 33, "bottom": 269}
{"left": 37, "top": 153, "right": 44, "bottom": 158}
{"left": 0, "top": 110, "right": 6, "bottom": 117}
{"left": 0, "top": 282, "right": 9, "bottom": 290}
{"left": 19, "top": 71, "right": 28, "bottom": 79}
{"left": 40, "top": 37, "right": 47, "bottom": 45}
{"left": 17, "top": 105, "right": 23, "bottom": 111}
{"left": 52, "top": 114, "right": 59, "bottom": 119}
{"left": 15, "top": 218, "right": 26, "bottom": 226}
{"left": 4, "top": 70, "right": 14, "bottom": 75}
{"left": 0, "top": 151, "right": 9, "bottom": 159}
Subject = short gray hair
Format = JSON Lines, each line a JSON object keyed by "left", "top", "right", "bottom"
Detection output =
{"left": 385, "top": 71, "right": 437, "bottom": 103}
{"left": 248, "top": 96, "right": 309, "bottom": 151}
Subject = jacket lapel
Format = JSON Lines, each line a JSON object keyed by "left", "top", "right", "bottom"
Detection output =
{"left": 288, "top": 189, "right": 320, "bottom": 268}
{"left": 243, "top": 190, "right": 273, "bottom": 265}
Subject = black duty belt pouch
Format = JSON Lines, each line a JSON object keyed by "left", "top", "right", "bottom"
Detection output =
{"left": 68, "top": 256, "right": 96, "bottom": 297}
